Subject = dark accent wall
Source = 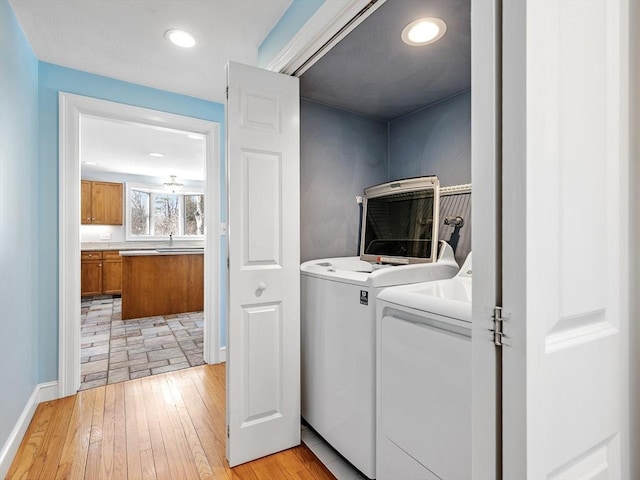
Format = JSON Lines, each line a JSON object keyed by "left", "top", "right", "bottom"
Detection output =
{"left": 300, "top": 91, "right": 471, "bottom": 262}
{"left": 300, "top": 100, "right": 388, "bottom": 262}
{"left": 388, "top": 90, "right": 471, "bottom": 186}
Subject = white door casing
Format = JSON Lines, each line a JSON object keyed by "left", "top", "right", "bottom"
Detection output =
{"left": 225, "top": 61, "right": 301, "bottom": 466}
{"left": 59, "top": 93, "right": 221, "bottom": 398}
{"left": 502, "top": 1, "right": 630, "bottom": 478}
{"left": 470, "top": 0, "right": 501, "bottom": 477}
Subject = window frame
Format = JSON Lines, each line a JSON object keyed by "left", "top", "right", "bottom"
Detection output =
{"left": 125, "top": 181, "right": 204, "bottom": 241}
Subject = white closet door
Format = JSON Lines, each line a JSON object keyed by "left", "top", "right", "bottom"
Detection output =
{"left": 502, "top": 1, "right": 630, "bottom": 478}
{"left": 225, "top": 61, "right": 301, "bottom": 467}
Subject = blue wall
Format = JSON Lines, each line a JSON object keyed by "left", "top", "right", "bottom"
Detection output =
{"left": 0, "top": 0, "right": 40, "bottom": 455}
{"left": 300, "top": 99, "right": 388, "bottom": 262}
{"left": 37, "top": 63, "right": 226, "bottom": 382}
{"left": 389, "top": 90, "right": 471, "bottom": 186}
{"left": 258, "top": 0, "right": 325, "bottom": 67}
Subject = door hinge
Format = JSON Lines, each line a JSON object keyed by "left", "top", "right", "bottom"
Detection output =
{"left": 227, "top": 425, "right": 230, "bottom": 438}
{"left": 226, "top": 86, "right": 229, "bottom": 99}
{"left": 492, "top": 306, "right": 504, "bottom": 347}
{"left": 227, "top": 257, "right": 230, "bottom": 269}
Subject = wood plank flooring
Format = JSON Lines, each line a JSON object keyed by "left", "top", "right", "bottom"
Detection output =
{"left": 7, "top": 364, "right": 336, "bottom": 480}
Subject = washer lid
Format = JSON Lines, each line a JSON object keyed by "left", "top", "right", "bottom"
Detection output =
{"left": 378, "top": 276, "right": 472, "bottom": 322}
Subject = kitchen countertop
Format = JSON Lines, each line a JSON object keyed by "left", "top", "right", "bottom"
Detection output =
{"left": 120, "top": 249, "right": 204, "bottom": 256}
{"left": 81, "top": 241, "right": 205, "bottom": 251}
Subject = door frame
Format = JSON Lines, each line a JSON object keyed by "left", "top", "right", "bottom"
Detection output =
{"left": 270, "top": 0, "right": 502, "bottom": 475}
{"left": 470, "top": 0, "right": 501, "bottom": 477}
{"left": 58, "top": 92, "right": 221, "bottom": 397}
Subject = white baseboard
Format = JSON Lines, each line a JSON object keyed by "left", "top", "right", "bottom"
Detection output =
{"left": 0, "top": 381, "right": 59, "bottom": 478}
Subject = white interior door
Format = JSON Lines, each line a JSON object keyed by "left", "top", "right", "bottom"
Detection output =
{"left": 502, "top": 1, "right": 630, "bottom": 478}
{"left": 225, "top": 61, "right": 301, "bottom": 467}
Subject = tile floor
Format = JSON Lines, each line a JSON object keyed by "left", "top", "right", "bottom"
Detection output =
{"left": 80, "top": 295, "right": 204, "bottom": 390}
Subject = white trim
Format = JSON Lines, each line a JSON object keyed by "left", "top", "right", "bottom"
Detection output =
{"left": 218, "top": 346, "right": 227, "bottom": 363}
{"left": 265, "top": 0, "right": 386, "bottom": 76}
{"left": 59, "top": 92, "right": 222, "bottom": 397}
{"left": 0, "top": 381, "right": 59, "bottom": 478}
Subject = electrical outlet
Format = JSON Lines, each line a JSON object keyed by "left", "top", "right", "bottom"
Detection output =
{"left": 100, "top": 232, "right": 112, "bottom": 240}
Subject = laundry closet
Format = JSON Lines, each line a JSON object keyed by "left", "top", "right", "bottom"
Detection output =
{"left": 299, "top": 0, "right": 471, "bottom": 264}
{"left": 298, "top": 1, "right": 472, "bottom": 479}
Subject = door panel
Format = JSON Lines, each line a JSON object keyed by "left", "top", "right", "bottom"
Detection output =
{"left": 226, "top": 61, "right": 300, "bottom": 467}
{"left": 502, "top": 0, "right": 629, "bottom": 477}
{"left": 242, "top": 150, "right": 281, "bottom": 265}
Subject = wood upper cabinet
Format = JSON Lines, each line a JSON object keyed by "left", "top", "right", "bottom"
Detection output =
{"left": 81, "top": 250, "right": 122, "bottom": 296}
{"left": 81, "top": 180, "right": 123, "bottom": 225}
{"left": 81, "top": 180, "right": 92, "bottom": 225}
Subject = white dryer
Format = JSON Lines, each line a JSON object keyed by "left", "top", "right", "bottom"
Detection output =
{"left": 376, "top": 253, "right": 472, "bottom": 480}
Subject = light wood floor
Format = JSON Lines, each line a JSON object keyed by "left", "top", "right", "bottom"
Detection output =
{"left": 7, "top": 364, "right": 335, "bottom": 480}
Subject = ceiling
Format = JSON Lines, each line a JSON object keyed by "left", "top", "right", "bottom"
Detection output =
{"left": 300, "top": 0, "right": 471, "bottom": 121}
{"left": 9, "top": 0, "right": 292, "bottom": 103}
{"left": 9, "top": 0, "right": 292, "bottom": 180}
{"left": 10, "top": 0, "right": 470, "bottom": 178}
{"left": 80, "top": 116, "right": 205, "bottom": 181}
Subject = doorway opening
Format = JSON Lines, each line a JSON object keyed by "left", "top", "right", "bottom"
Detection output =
{"left": 79, "top": 115, "right": 208, "bottom": 389}
{"left": 59, "top": 93, "right": 221, "bottom": 397}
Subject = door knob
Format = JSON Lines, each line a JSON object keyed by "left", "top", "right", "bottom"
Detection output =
{"left": 257, "top": 282, "right": 267, "bottom": 291}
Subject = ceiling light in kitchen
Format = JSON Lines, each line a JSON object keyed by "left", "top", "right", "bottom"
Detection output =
{"left": 149, "top": 152, "right": 164, "bottom": 157}
{"left": 401, "top": 18, "right": 447, "bottom": 46}
{"left": 82, "top": 161, "right": 97, "bottom": 165}
{"left": 165, "top": 29, "right": 196, "bottom": 48}
{"left": 163, "top": 175, "right": 184, "bottom": 193}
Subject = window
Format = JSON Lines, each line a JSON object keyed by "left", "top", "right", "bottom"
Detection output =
{"left": 126, "top": 183, "right": 204, "bottom": 240}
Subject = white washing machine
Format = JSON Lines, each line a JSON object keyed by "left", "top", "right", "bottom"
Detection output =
{"left": 300, "top": 241, "right": 459, "bottom": 479}
{"left": 376, "top": 253, "right": 472, "bottom": 480}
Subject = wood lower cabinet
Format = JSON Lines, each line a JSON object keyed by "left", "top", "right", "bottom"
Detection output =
{"left": 121, "top": 253, "right": 203, "bottom": 320}
{"left": 81, "top": 250, "right": 122, "bottom": 296}
{"left": 81, "top": 251, "right": 103, "bottom": 296}
{"left": 102, "top": 251, "right": 122, "bottom": 295}
{"left": 81, "top": 180, "right": 123, "bottom": 225}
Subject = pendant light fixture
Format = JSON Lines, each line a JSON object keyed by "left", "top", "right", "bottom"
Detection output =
{"left": 163, "top": 175, "right": 184, "bottom": 193}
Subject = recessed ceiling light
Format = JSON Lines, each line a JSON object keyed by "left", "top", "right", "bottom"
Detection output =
{"left": 401, "top": 18, "right": 447, "bottom": 46}
{"left": 165, "top": 29, "right": 196, "bottom": 48}
{"left": 149, "top": 152, "right": 164, "bottom": 158}
{"left": 82, "top": 161, "right": 97, "bottom": 165}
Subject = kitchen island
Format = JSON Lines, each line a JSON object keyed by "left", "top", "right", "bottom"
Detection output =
{"left": 120, "top": 249, "right": 204, "bottom": 320}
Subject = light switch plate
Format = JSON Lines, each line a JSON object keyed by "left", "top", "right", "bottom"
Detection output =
{"left": 100, "top": 232, "right": 112, "bottom": 240}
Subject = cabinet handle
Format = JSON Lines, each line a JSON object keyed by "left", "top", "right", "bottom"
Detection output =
{"left": 99, "top": 264, "right": 102, "bottom": 267}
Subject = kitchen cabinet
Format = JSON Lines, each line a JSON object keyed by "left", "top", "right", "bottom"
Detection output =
{"left": 81, "top": 180, "right": 123, "bottom": 225}
{"left": 121, "top": 252, "right": 203, "bottom": 319}
{"left": 81, "top": 250, "right": 122, "bottom": 296}
{"left": 102, "top": 251, "right": 122, "bottom": 295}
{"left": 81, "top": 251, "right": 102, "bottom": 296}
